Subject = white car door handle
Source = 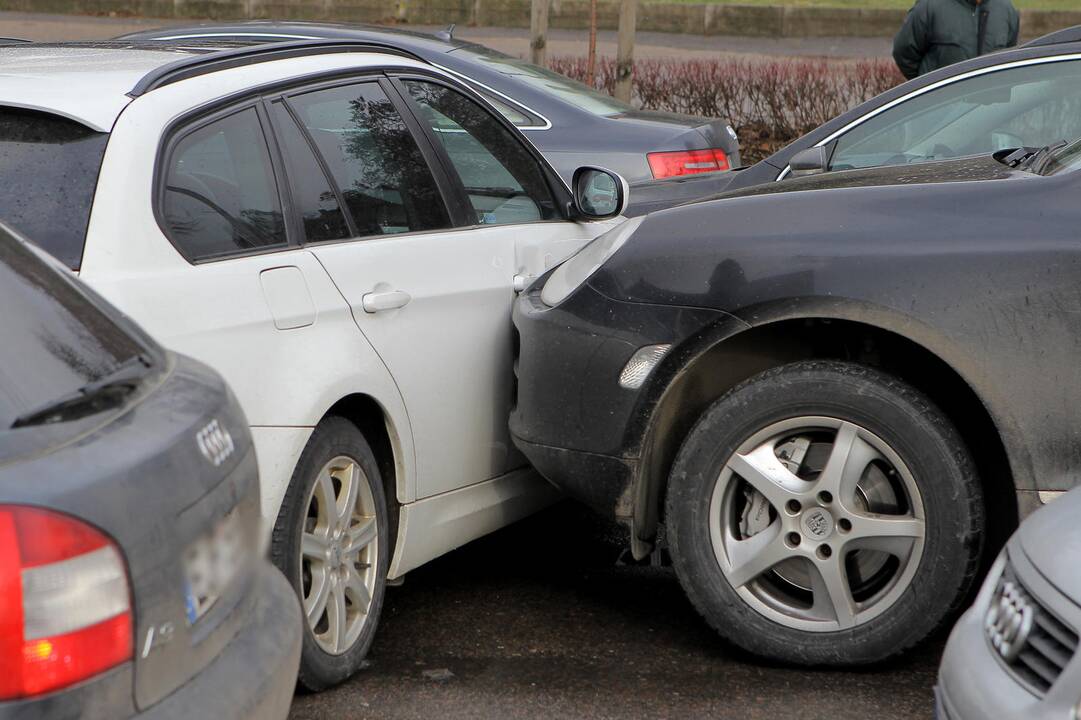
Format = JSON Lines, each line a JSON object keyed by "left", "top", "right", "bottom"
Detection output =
{"left": 362, "top": 290, "right": 411, "bottom": 313}
{"left": 513, "top": 274, "right": 533, "bottom": 293}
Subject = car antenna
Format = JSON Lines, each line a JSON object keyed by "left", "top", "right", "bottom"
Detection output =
{"left": 435, "top": 23, "right": 456, "bottom": 41}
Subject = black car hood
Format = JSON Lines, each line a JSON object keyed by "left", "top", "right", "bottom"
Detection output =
{"left": 714, "top": 154, "right": 1021, "bottom": 202}
{"left": 1018, "top": 488, "right": 1081, "bottom": 601}
{"left": 588, "top": 151, "right": 1053, "bottom": 309}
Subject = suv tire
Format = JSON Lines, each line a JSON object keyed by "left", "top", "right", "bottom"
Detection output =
{"left": 666, "top": 360, "right": 984, "bottom": 665}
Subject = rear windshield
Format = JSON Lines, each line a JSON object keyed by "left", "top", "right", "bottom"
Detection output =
{"left": 0, "top": 227, "right": 150, "bottom": 437}
{"left": 474, "top": 56, "right": 633, "bottom": 117}
{"left": 0, "top": 107, "right": 108, "bottom": 270}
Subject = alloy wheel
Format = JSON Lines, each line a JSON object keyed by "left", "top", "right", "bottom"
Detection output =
{"left": 300, "top": 455, "right": 379, "bottom": 655}
{"left": 709, "top": 416, "right": 925, "bottom": 632}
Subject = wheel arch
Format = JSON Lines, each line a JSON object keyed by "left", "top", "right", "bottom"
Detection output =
{"left": 632, "top": 308, "right": 1024, "bottom": 563}
{"left": 322, "top": 393, "right": 409, "bottom": 553}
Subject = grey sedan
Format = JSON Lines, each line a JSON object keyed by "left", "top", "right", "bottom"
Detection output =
{"left": 0, "top": 224, "right": 301, "bottom": 719}
{"left": 937, "top": 488, "right": 1080, "bottom": 719}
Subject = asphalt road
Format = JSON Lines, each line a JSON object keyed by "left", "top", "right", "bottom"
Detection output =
{"left": 289, "top": 501, "right": 942, "bottom": 720}
{"left": 0, "top": 10, "right": 891, "bottom": 60}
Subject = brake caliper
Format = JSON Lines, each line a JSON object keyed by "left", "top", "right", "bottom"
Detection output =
{"left": 739, "top": 436, "right": 811, "bottom": 538}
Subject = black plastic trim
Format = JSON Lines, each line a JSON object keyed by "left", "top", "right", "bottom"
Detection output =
{"left": 129, "top": 40, "right": 425, "bottom": 97}
{"left": 266, "top": 97, "right": 358, "bottom": 241}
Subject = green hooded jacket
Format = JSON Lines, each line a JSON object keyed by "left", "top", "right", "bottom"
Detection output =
{"left": 893, "top": 0, "right": 1020, "bottom": 80}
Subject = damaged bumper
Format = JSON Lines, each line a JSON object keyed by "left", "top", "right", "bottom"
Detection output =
{"left": 510, "top": 281, "right": 723, "bottom": 522}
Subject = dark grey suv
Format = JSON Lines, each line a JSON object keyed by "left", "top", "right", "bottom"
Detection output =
{"left": 0, "top": 225, "right": 301, "bottom": 718}
{"left": 511, "top": 141, "right": 1081, "bottom": 665}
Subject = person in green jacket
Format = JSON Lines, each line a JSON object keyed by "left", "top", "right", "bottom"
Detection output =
{"left": 893, "top": 0, "right": 1020, "bottom": 80}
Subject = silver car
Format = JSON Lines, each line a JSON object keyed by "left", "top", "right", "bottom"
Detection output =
{"left": 937, "top": 489, "right": 1080, "bottom": 719}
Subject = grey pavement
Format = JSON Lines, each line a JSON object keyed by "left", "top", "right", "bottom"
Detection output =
{"left": 288, "top": 501, "right": 940, "bottom": 720}
{"left": 0, "top": 10, "right": 891, "bottom": 60}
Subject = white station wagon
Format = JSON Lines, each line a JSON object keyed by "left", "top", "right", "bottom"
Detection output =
{"left": 0, "top": 40, "right": 626, "bottom": 689}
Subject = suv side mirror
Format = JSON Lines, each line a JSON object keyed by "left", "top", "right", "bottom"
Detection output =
{"left": 572, "top": 166, "right": 628, "bottom": 220}
{"left": 789, "top": 147, "right": 829, "bottom": 176}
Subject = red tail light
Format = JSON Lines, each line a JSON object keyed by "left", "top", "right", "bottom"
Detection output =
{"left": 647, "top": 148, "right": 730, "bottom": 179}
{"left": 0, "top": 506, "right": 132, "bottom": 700}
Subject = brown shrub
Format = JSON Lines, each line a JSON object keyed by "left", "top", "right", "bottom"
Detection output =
{"left": 549, "top": 56, "right": 904, "bottom": 164}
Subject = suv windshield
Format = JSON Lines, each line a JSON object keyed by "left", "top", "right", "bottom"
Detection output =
{"left": 0, "top": 107, "right": 109, "bottom": 270}
{"left": 1039, "top": 138, "right": 1081, "bottom": 175}
{"left": 0, "top": 226, "right": 158, "bottom": 457}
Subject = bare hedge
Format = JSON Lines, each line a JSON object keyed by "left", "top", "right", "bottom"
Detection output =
{"left": 549, "top": 56, "right": 905, "bottom": 163}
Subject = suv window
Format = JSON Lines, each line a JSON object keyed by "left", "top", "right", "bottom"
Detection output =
{"left": 286, "top": 82, "right": 451, "bottom": 237}
{"left": 403, "top": 80, "right": 558, "bottom": 226}
{"left": 0, "top": 227, "right": 157, "bottom": 458}
{"left": 0, "top": 107, "right": 108, "bottom": 270}
{"left": 830, "top": 59, "right": 1081, "bottom": 172}
{"left": 162, "top": 107, "right": 287, "bottom": 261}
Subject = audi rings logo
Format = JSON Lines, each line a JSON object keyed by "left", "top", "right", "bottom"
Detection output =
{"left": 985, "top": 578, "right": 1035, "bottom": 663}
{"left": 196, "top": 419, "right": 235, "bottom": 467}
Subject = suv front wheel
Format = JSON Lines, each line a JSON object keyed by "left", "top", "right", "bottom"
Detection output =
{"left": 666, "top": 360, "right": 984, "bottom": 665}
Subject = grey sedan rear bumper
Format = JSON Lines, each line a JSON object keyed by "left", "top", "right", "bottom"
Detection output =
{"left": 141, "top": 562, "right": 302, "bottom": 720}
{"left": 0, "top": 562, "right": 301, "bottom": 720}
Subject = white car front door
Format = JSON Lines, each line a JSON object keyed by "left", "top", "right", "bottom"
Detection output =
{"left": 271, "top": 77, "right": 584, "bottom": 499}
{"left": 395, "top": 77, "right": 621, "bottom": 479}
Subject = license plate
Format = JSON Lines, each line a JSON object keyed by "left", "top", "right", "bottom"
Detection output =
{"left": 182, "top": 508, "right": 247, "bottom": 625}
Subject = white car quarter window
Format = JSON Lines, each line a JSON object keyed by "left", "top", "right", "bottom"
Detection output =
{"left": 161, "top": 106, "right": 288, "bottom": 261}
